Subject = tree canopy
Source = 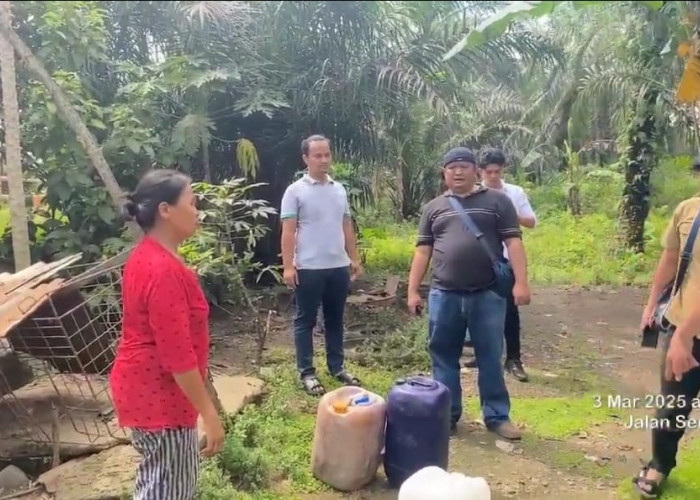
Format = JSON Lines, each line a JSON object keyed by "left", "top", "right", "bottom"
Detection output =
{"left": 1, "top": 0, "right": 700, "bottom": 265}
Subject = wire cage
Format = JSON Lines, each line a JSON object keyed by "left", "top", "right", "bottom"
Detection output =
{"left": 0, "top": 251, "right": 131, "bottom": 459}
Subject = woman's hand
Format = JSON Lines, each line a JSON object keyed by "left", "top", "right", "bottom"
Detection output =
{"left": 665, "top": 333, "right": 699, "bottom": 382}
{"left": 200, "top": 412, "right": 225, "bottom": 458}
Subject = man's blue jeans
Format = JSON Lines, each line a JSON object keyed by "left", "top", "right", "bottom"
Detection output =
{"left": 293, "top": 266, "right": 350, "bottom": 378}
{"left": 428, "top": 287, "right": 511, "bottom": 428}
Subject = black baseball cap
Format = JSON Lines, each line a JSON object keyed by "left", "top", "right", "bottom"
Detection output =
{"left": 443, "top": 147, "right": 477, "bottom": 168}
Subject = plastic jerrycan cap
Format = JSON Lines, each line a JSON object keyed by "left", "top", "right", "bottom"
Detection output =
{"left": 333, "top": 400, "right": 350, "bottom": 414}
{"left": 396, "top": 372, "right": 430, "bottom": 383}
{"left": 396, "top": 374, "right": 435, "bottom": 389}
{"left": 352, "top": 393, "right": 371, "bottom": 406}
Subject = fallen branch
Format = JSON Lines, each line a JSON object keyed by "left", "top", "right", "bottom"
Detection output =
{"left": 255, "top": 309, "right": 273, "bottom": 370}
{"left": 0, "top": 485, "right": 42, "bottom": 500}
{"left": 51, "top": 403, "right": 60, "bottom": 469}
{"left": 205, "top": 369, "right": 224, "bottom": 416}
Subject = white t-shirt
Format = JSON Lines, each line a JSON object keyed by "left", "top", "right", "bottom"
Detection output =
{"left": 486, "top": 182, "right": 537, "bottom": 259}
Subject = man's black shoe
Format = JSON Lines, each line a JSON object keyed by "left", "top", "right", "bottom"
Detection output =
{"left": 505, "top": 359, "right": 528, "bottom": 382}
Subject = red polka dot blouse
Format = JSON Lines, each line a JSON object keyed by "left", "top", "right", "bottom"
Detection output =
{"left": 110, "top": 236, "right": 210, "bottom": 430}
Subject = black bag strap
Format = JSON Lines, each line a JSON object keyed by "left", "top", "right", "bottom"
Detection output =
{"left": 671, "top": 207, "right": 700, "bottom": 295}
{"left": 447, "top": 195, "right": 501, "bottom": 265}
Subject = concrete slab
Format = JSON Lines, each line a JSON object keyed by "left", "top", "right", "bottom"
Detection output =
{"left": 38, "top": 444, "right": 140, "bottom": 500}
{"left": 197, "top": 375, "right": 265, "bottom": 441}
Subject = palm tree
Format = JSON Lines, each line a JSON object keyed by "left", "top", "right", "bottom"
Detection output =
{"left": 441, "top": 0, "right": 700, "bottom": 252}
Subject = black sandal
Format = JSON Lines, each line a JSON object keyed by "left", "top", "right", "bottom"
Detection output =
{"left": 633, "top": 465, "right": 666, "bottom": 499}
{"left": 301, "top": 375, "right": 326, "bottom": 396}
{"left": 334, "top": 370, "right": 361, "bottom": 386}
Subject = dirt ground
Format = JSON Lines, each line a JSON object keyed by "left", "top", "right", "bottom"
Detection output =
{"left": 210, "top": 282, "right": 680, "bottom": 499}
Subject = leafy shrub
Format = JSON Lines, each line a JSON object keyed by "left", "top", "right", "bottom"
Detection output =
{"left": 352, "top": 316, "right": 430, "bottom": 371}
{"left": 179, "top": 178, "right": 278, "bottom": 305}
{"left": 360, "top": 223, "right": 416, "bottom": 275}
{"left": 216, "top": 434, "right": 270, "bottom": 491}
{"left": 651, "top": 155, "right": 699, "bottom": 209}
{"left": 197, "top": 462, "right": 239, "bottom": 500}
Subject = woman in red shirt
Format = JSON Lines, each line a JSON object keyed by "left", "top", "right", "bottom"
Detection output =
{"left": 110, "top": 169, "right": 225, "bottom": 500}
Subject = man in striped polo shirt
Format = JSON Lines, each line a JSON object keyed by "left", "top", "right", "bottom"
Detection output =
{"left": 407, "top": 146, "right": 531, "bottom": 440}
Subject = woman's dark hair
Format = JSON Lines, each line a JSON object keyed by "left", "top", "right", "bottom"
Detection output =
{"left": 122, "top": 169, "right": 191, "bottom": 230}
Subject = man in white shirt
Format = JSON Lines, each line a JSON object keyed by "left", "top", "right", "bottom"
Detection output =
{"left": 463, "top": 148, "right": 537, "bottom": 382}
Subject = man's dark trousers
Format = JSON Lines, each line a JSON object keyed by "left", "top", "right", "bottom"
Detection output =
{"left": 504, "top": 290, "right": 521, "bottom": 361}
{"left": 293, "top": 266, "right": 350, "bottom": 377}
{"left": 649, "top": 331, "right": 700, "bottom": 476}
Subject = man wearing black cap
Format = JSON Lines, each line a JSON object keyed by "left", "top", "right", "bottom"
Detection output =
{"left": 407, "top": 146, "right": 531, "bottom": 440}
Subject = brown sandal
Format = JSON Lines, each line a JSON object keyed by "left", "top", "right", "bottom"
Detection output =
{"left": 334, "top": 370, "right": 361, "bottom": 386}
{"left": 301, "top": 375, "right": 326, "bottom": 396}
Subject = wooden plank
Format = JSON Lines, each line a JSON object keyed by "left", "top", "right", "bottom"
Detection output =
{"left": 0, "top": 261, "right": 48, "bottom": 294}
{"left": 0, "top": 254, "right": 81, "bottom": 300}
{"left": 0, "top": 279, "right": 65, "bottom": 339}
{"left": 383, "top": 275, "right": 400, "bottom": 296}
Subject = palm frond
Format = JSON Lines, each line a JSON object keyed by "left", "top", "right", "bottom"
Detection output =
{"left": 172, "top": 1, "right": 260, "bottom": 29}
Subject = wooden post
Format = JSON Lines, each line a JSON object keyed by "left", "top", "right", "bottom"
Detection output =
{"left": 0, "top": 0, "right": 31, "bottom": 270}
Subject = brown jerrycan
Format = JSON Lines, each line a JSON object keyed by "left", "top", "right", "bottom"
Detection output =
{"left": 311, "top": 386, "right": 387, "bottom": 491}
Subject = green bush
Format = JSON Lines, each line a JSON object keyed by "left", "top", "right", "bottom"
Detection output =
{"left": 216, "top": 433, "right": 270, "bottom": 491}
{"left": 522, "top": 210, "right": 667, "bottom": 286}
{"left": 197, "top": 462, "right": 239, "bottom": 500}
{"left": 651, "top": 155, "right": 699, "bottom": 209}
{"left": 360, "top": 223, "right": 416, "bottom": 275}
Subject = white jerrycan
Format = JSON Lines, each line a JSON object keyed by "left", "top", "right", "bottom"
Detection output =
{"left": 398, "top": 466, "right": 491, "bottom": 500}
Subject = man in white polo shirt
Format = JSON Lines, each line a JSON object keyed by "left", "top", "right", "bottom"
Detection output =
{"left": 279, "top": 134, "right": 363, "bottom": 396}
{"left": 463, "top": 148, "right": 537, "bottom": 382}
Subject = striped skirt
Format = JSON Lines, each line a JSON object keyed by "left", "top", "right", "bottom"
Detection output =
{"left": 131, "top": 427, "right": 200, "bottom": 500}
